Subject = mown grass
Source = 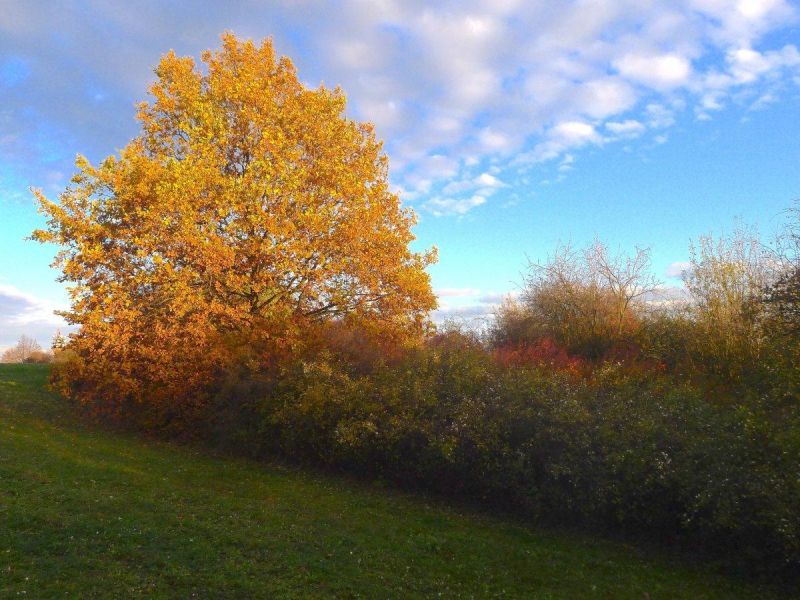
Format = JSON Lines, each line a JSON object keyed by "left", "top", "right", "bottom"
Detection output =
{"left": 0, "top": 364, "right": 789, "bottom": 598}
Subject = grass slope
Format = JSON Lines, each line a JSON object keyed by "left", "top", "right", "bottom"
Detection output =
{"left": 0, "top": 364, "right": 785, "bottom": 599}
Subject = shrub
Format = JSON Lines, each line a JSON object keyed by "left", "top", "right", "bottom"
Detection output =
{"left": 493, "top": 242, "right": 658, "bottom": 360}
{"left": 24, "top": 350, "right": 53, "bottom": 364}
{"left": 492, "top": 338, "right": 583, "bottom": 371}
{"left": 203, "top": 343, "right": 799, "bottom": 577}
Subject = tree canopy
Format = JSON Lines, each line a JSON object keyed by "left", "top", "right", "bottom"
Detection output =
{"left": 33, "top": 33, "right": 436, "bottom": 415}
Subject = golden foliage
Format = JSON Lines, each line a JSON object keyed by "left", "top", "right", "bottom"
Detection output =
{"left": 33, "top": 33, "right": 437, "bottom": 417}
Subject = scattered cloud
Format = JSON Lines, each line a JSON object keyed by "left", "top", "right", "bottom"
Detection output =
{"left": 0, "top": 0, "right": 798, "bottom": 219}
{"left": 645, "top": 103, "right": 678, "bottom": 128}
{"left": 478, "top": 291, "right": 519, "bottom": 305}
{"left": 0, "top": 284, "right": 72, "bottom": 349}
{"left": 433, "top": 289, "right": 519, "bottom": 325}
{"left": 433, "top": 304, "right": 495, "bottom": 323}
{"left": 553, "top": 121, "right": 601, "bottom": 145}
{"left": 427, "top": 170, "right": 508, "bottom": 216}
{"left": 642, "top": 284, "right": 692, "bottom": 307}
{"left": 614, "top": 53, "right": 693, "bottom": 90}
{"left": 425, "top": 194, "right": 487, "bottom": 217}
{"left": 519, "top": 120, "right": 602, "bottom": 164}
{"left": 557, "top": 153, "right": 575, "bottom": 173}
{"left": 606, "top": 119, "right": 646, "bottom": 138}
{"left": 665, "top": 261, "right": 692, "bottom": 278}
{"left": 694, "top": 44, "right": 800, "bottom": 117}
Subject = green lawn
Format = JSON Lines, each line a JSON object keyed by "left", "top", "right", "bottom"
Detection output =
{"left": 0, "top": 364, "right": 786, "bottom": 599}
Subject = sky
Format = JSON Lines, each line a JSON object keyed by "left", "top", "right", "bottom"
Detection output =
{"left": 1, "top": 0, "right": 800, "bottom": 350}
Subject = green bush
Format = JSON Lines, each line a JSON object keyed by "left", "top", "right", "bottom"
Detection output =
{"left": 206, "top": 342, "right": 800, "bottom": 577}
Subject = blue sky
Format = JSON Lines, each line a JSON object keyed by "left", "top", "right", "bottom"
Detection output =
{"left": 1, "top": 0, "right": 800, "bottom": 349}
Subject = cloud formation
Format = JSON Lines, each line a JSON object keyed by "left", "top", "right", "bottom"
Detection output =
{"left": 0, "top": 0, "right": 798, "bottom": 220}
{"left": 434, "top": 288, "right": 519, "bottom": 326}
{"left": 0, "top": 284, "right": 71, "bottom": 350}
{"left": 665, "top": 261, "right": 692, "bottom": 278}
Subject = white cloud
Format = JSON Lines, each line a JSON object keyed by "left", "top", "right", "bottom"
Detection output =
{"left": 475, "top": 172, "right": 504, "bottom": 188}
{"left": 645, "top": 103, "right": 677, "bottom": 128}
{"left": 737, "top": 0, "right": 781, "bottom": 21}
{"left": 552, "top": 121, "right": 601, "bottom": 145}
{"left": 432, "top": 289, "right": 518, "bottom": 324}
{"left": 330, "top": 39, "right": 380, "bottom": 70}
{"left": 0, "top": 284, "right": 62, "bottom": 325}
{"left": 477, "top": 128, "right": 516, "bottom": 153}
{"left": 614, "top": 53, "right": 693, "bottom": 90}
{"left": 558, "top": 153, "right": 575, "bottom": 172}
{"left": 358, "top": 98, "right": 404, "bottom": 131}
{"left": 729, "top": 47, "right": 774, "bottom": 83}
{"left": 749, "top": 90, "right": 778, "bottom": 110}
{"left": 642, "top": 285, "right": 692, "bottom": 307}
{"left": 577, "top": 78, "right": 637, "bottom": 118}
{"left": 478, "top": 290, "right": 519, "bottom": 304}
{"left": 665, "top": 261, "right": 691, "bottom": 278}
{"left": 423, "top": 154, "right": 460, "bottom": 179}
{"left": 1, "top": 0, "right": 799, "bottom": 216}
{"left": 519, "top": 120, "right": 602, "bottom": 164}
{"left": 431, "top": 170, "right": 508, "bottom": 215}
{"left": 693, "top": 43, "right": 800, "bottom": 117}
{"left": 432, "top": 304, "right": 495, "bottom": 323}
{"left": 0, "top": 284, "right": 72, "bottom": 349}
{"left": 425, "top": 194, "right": 487, "bottom": 217}
{"left": 690, "top": 0, "right": 794, "bottom": 45}
{"left": 605, "top": 119, "right": 646, "bottom": 137}
{"left": 730, "top": 44, "right": 800, "bottom": 84}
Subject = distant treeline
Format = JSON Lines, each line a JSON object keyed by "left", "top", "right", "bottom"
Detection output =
{"left": 1, "top": 332, "right": 68, "bottom": 364}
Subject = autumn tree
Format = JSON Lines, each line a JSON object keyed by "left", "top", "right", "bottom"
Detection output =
{"left": 590, "top": 241, "right": 660, "bottom": 338}
{"left": 33, "top": 33, "right": 437, "bottom": 421}
{"left": 494, "top": 241, "right": 658, "bottom": 359}
{"left": 682, "top": 227, "right": 775, "bottom": 387}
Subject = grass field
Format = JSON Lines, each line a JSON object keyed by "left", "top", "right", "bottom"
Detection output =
{"left": 0, "top": 364, "right": 788, "bottom": 598}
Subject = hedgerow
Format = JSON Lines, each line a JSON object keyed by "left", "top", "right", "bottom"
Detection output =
{"left": 203, "top": 335, "right": 800, "bottom": 577}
